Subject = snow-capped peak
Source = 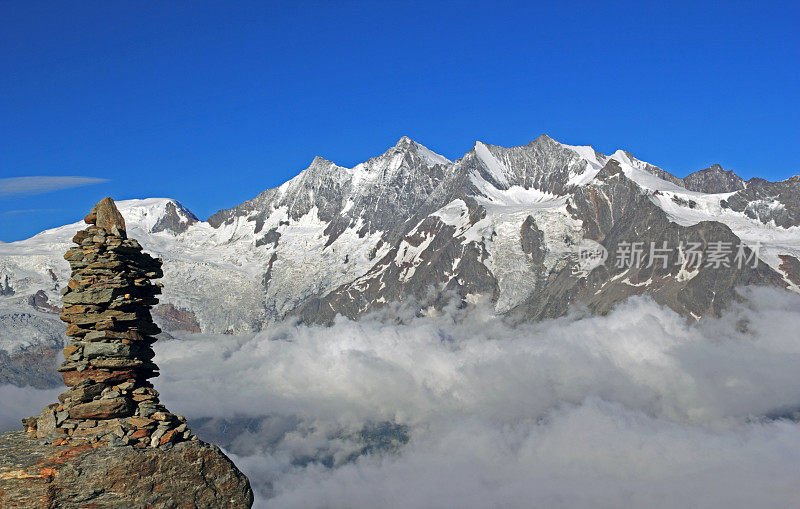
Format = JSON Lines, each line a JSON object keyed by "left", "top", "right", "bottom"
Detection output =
{"left": 0, "top": 198, "right": 199, "bottom": 254}
{"left": 395, "top": 136, "right": 414, "bottom": 147}
{"left": 395, "top": 136, "right": 451, "bottom": 168}
{"left": 115, "top": 198, "right": 199, "bottom": 235}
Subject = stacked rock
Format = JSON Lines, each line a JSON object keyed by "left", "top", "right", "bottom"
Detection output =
{"left": 23, "top": 198, "right": 195, "bottom": 449}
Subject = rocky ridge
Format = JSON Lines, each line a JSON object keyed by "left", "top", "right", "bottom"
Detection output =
{"left": 1, "top": 136, "right": 799, "bottom": 376}
{"left": 0, "top": 430, "right": 253, "bottom": 508}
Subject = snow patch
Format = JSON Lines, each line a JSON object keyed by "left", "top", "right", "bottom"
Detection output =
{"left": 474, "top": 142, "right": 510, "bottom": 187}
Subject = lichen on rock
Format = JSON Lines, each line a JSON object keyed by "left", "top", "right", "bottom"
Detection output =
{"left": 0, "top": 430, "right": 254, "bottom": 508}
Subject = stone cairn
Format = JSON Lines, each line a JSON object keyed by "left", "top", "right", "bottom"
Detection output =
{"left": 23, "top": 197, "right": 195, "bottom": 449}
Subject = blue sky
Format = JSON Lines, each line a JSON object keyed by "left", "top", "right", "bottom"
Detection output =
{"left": 1, "top": 0, "right": 798, "bottom": 241}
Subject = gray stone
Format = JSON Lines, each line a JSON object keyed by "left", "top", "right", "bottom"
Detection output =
{"left": 35, "top": 404, "right": 58, "bottom": 439}
{"left": 55, "top": 411, "right": 69, "bottom": 426}
{"left": 83, "top": 341, "right": 133, "bottom": 359}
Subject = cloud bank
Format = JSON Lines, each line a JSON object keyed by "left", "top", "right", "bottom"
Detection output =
{"left": 3, "top": 287, "right": 800, "bottom": 508}
{"left": 0, "top": 385, "right": 61, "bottom": 431}
{"left": 0, "top": 176, "right": 108, "bottom": 197}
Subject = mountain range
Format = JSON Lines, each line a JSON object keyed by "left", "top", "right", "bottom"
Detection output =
{"left": 2, "top": 134, "right": 799, "bottom": 386}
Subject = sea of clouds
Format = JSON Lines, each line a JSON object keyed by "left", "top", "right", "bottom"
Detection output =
{"left": 3, "top": 287, "right": 800, "bottom": 508}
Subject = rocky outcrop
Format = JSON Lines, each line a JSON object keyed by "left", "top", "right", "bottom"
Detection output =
{"left": 4, "top": 198, "right": 254, "bottom": 507}
{"left": 0, "top": 430, "right": 254, "bottom": 508}
{"left": 682, "top": 164, "right": 746, "bottom": 193}
{"left": 510, "top": 160, "right": 786, "bottom": 321}
{"left": 0, "top": 275, "right": 14, "bottom": 296}
{"left": 27, "top": 290, "right": 60, "bottom": 314}
{"left": 152, "top": 200, "right": 199, "bottom": 234}
{"left": 721, "top": 175, "right": 800, "bottom": 228}
{"left": 153, "top": 303, "right": 201, "bottom": 333}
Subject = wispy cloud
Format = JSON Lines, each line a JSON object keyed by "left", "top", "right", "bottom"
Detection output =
{"left": 1, "top": 208, "right": 62, "bottom": 216}
{"left": 0, "top": 176, "right": 109, "bottom": 197}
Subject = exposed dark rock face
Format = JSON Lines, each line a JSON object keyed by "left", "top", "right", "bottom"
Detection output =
{"left": 0, "top": 275, "right": 14, "bottom": 296}
{"left": 27, "top": 290, "right": 60, "bottom": 314}
{"left": 151, "top": 200, "right": 199, "bottom": 234}
{"left": 293, "top": 212, "right": 498, "bottom": 324}
{"left": 778, "top": 255, "right": 800, "bottom": 287}
{"left": 282, "top": 140, "right": 796, "bottom": 324}
{"left": 682, "top": 164, "right": 746, "bottom": 193}
{"left": 510, "top": 161, "right": 785, "bottom": 321}
{"left": 0, "top": 346, "right": 62, "bottom": 389}
{"left": 153, "top": 303, "right": 201, "bottom": 333}
{"left": 209, "top": 137, "right": 454, "bottom": 247}
{"left": 722, "top": 176, "right": 800, "bottom": 228}
{"left": 520, "top": 215, "right": 546, "bottom": 266}
{"left": 0, "top": 430, "right": 253, "bottom": 508}
{"left": 465, "top": 135, "right": 602, "bottom": 195}
{"left": 255, "top": 227, "right": 281, "bottom": 248}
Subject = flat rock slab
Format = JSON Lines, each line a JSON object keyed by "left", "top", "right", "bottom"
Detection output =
{"left": 0, "top": 430, "right": 253, "bottom": 508}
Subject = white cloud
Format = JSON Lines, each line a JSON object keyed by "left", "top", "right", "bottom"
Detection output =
{"left": 3, "top": 287, "right": 800, "bottom": 507}
{"left": 0, "top": 385, "right": 61, "bottom": 431}
{"left": 0, "top": 176, "right": 108, "bottom": 197}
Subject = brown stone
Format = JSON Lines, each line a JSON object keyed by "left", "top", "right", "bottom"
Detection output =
{"left": 61, "top": 304, "right": 101, "bottom": 315}
{"left": 68, "top": 310, "right": 139, "bottom": 326}
{"left": 151, "top": 411, "right": 170, "bottom": 421}
{"left": 62, "top": 368, "right": 136, "bottom": 387}
{"left": 62, "top": 345, "right": 79, "bottom": 357}
{"left": 89, "top": 358, "right": 147, "bottom": 369}
{"left": 64, "top": 248, "right": 84, "bottom": 261}
{"left": 126, "top": 417, "right": 155, "bottom": 427}
{"left": 95, "top": 320, "right": 116, "bottom": 330}
{"left": 28, "top": 198, "right": 194, "bottom": 452}
{"left": 84, "top": 329, "right": 148, "bottom": 342}
{"left": 93, "top": 197, "right": 127, "bottom": 235}
{"left": 62, "top": 288, "right": 123, "bottom": 306}
{"left": 65, "top": 323, "right": 88, "bottom": 336}
{"left": 72, "top": 230, "right": 89, "bottom": 244}
{"left": 130, "top": 429, "right": 149, "bottom": 440}
{"left": 72, "top": 423, "right": 113, "bottom": 436}
{"left": 69, "top": 398, "right": 133, "bottom": 420}
{"left": 159, "top": 429, "right": 179, "bottom": 446}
